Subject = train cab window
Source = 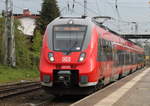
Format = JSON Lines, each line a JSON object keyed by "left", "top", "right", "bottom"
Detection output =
{"left": 53, "top": 25, "right": 87, "bottom": 52}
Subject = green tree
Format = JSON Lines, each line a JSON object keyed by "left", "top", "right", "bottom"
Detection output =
{"left": 0, "top": 18, "right": 5, "bottom": 64}
{"left": 13, "top": 20, "right": 32, "bottom": 68}
{"left": 36, "top": 0, "right": 60, "bottom": 34}
{"left": 32, "top": 30, "right": 42, "bottom": 68}
{"left": 33, "top": 30, "right": 42, "bottom": 53}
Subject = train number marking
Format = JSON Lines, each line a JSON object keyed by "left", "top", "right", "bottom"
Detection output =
{"left": 62, "top": 57, "right": 71, "bottom": 62}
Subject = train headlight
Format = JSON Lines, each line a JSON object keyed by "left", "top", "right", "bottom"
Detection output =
{"left": 78, "top": 52, "right": 86, "bottom": 62}
{"left": 48, "top": 52, "right": 55, "bottom": 62}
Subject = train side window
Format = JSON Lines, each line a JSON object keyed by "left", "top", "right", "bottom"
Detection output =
{"left": 133, "top": 53, "right": 136, "bottom": 64}
{"left": 108, "top": 41, "right": 113, "bottom": 60}
{"left": 101, "top": 39, "right": 107, "bottom": 61}
{"left": 129, "top": 52, "right": 132, "bottom": 64}
{"left": 135, "top": 54, "right": 138, "bottom": 64}
{"left": 127, "top": 52, "right": 130, "bottom": 65}
{"left": 102, "top": 39, "right": 113, "bottom": 61}
{"left": 138, "top": 54, "right": 143, "bottom": 63}
{"left": 97, "top": 38, "right": 113, "bottom": 61}
{"left": 116, "top": 50, "right": 120, "bottom": 66}
{"left": 112, "top": 44, "right": 118, "bottom": 66}
{"left": 120, "top": 51, "right": 124, "bottom": 65}
{"left": 131, "top": 52, "right": 134, "bottom": 64}
{"left": 133, "top": 53, "right": 135, "bottom": 64}
{"left": 97, "top": 38, "right": 101, "bottom": 61}
{"left": 117, "top": 50, "right": 125, "bottom": 66}
{"left": 97, "top": 38, "right": 107, "bottom": 61}
{"left": 124, "top": 51, "right": 128, "bottom": 65}
{"left": 125, "top": 52, "right": 129, "bottom": 65}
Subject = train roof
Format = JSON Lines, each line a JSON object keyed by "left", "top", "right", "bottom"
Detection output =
{"left": 91, "top": 18, "right": 142, "bottom": 47}
{"left": 51, "top": 16, "right": 139, "bottom": 45}
{"left": 47, "top": 16, "right": 94, "bottom": 50}
{"left": 49, "top": 16, "right": 93, "bottom": 27}
{"left": 47, "top": 16, "right": 143, "bottom": 51}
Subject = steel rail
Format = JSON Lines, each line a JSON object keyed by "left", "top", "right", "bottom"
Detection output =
{"left": 0, "top": 81, "right": 41, "bottom": 98}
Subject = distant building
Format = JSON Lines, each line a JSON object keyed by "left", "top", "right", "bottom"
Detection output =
{"left": 14, "top": 9, "right": 40, "bottom": 36}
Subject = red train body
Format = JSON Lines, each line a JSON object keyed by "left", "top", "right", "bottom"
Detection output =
{"left": 39, "top": 17, "right": 145, "bottom": 95}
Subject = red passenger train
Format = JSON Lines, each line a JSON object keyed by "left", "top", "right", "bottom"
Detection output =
{"left": 39, "top": 16, "right": 145, "bottom": 95}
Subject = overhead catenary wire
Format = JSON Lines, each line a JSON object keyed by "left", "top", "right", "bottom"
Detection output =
{"left": 0, "top": 0, "right": 30, "bottom": 13}
{"left": 67, "top": 0, "right": 70, "bottom": 11}
{"left": 72, "top": 0, "right": 75, "bottom": 9}
{"left": 1, "top": 0, "right": 150, "bottom": 38}
{"left": 83, "top": 0, "right": 87, "bottom": 16}
{"left": 60, "top": 6, "right": 81, "bottom": 16}
{"left": 71, "top": 0, "right": 75, "bottom": 14}
{"left": 74, "top": 1, "right": 99, "bottom": 15}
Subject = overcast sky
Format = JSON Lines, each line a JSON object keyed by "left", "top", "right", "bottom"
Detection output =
{"left": 0, "top": 0, "right": 150, "bottom": 22}
{"left": 1, "top": 0, "right": 150, "bottom": 34}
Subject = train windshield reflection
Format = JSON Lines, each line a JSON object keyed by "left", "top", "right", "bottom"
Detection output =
{"left": 53, "top": 26, "right": 86, "bottom": 52}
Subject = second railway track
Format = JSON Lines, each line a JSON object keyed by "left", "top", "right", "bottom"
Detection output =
{"left": 0, "top": 81, "right": 41, "bottom": 98}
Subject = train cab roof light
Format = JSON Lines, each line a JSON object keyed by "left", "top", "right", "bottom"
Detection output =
{"left": 68, "top": 20, "right": 73, "bottom": 24}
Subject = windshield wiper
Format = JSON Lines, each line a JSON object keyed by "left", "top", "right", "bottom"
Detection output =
{"left": 66, "top": 41, "right": 78, "bottom": 55}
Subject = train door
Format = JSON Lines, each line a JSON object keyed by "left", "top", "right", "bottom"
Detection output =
{"left": 111, "top": 42, "right": 119, "bottom": 81}
{"left": 97, "top": 36, "right": 106, "bottom": 78}
{"left": 101, "top": 38, "right": 113, "bottom": 85}
{"left": 107, "top": 40, "right": 113, "bottom": 80}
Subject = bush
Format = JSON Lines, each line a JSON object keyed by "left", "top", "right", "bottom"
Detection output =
{"left": 0, "top": 18, "right": 33, "bottom": 68}
{"left": 15, "top": 29, "right": 32, "bottom": 68}
{"left": 32, "top": 30, "right": 42, "bottom": 68}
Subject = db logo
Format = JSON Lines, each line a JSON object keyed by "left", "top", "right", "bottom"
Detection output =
{"left": 62, "top": 57, "right": 71, "bottom": 62}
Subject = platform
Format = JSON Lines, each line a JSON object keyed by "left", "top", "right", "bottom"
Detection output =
{"left": 71, "top": 67, "right": 150, "bottom": 106}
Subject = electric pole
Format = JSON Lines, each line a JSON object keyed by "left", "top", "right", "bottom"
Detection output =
{"left": 2, "top": 0, "right": 16, "bottom": 67}
{"left": 115, "top": 0, "right": 121, "bottom": 32}
{"left": 132, "top": 22, "right": 138, "bottom": 43}
{"left": 83, "top": 0, "right": 87, "bottom": 16}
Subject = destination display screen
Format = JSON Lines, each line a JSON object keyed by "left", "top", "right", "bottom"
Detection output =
{"left": 54, "top": 26, "right": 86, "bottom": 32}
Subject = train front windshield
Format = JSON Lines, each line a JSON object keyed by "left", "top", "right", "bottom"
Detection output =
{"left": 53, "top": 26, "right": 86, "bottom": 52}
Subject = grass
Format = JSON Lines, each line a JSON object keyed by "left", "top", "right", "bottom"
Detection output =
{"left": 0, "top": 65, "right": 39, "bottom": 84}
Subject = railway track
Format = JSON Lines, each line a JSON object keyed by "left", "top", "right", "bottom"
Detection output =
{"left": 0, "top": 81, "right": 83, "bottom": 106}
{"left": 0, "top": 68, "right": 146, "bottom": 105}
{"left": 0, "top": 81, "right": 41, "bottom": 98}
